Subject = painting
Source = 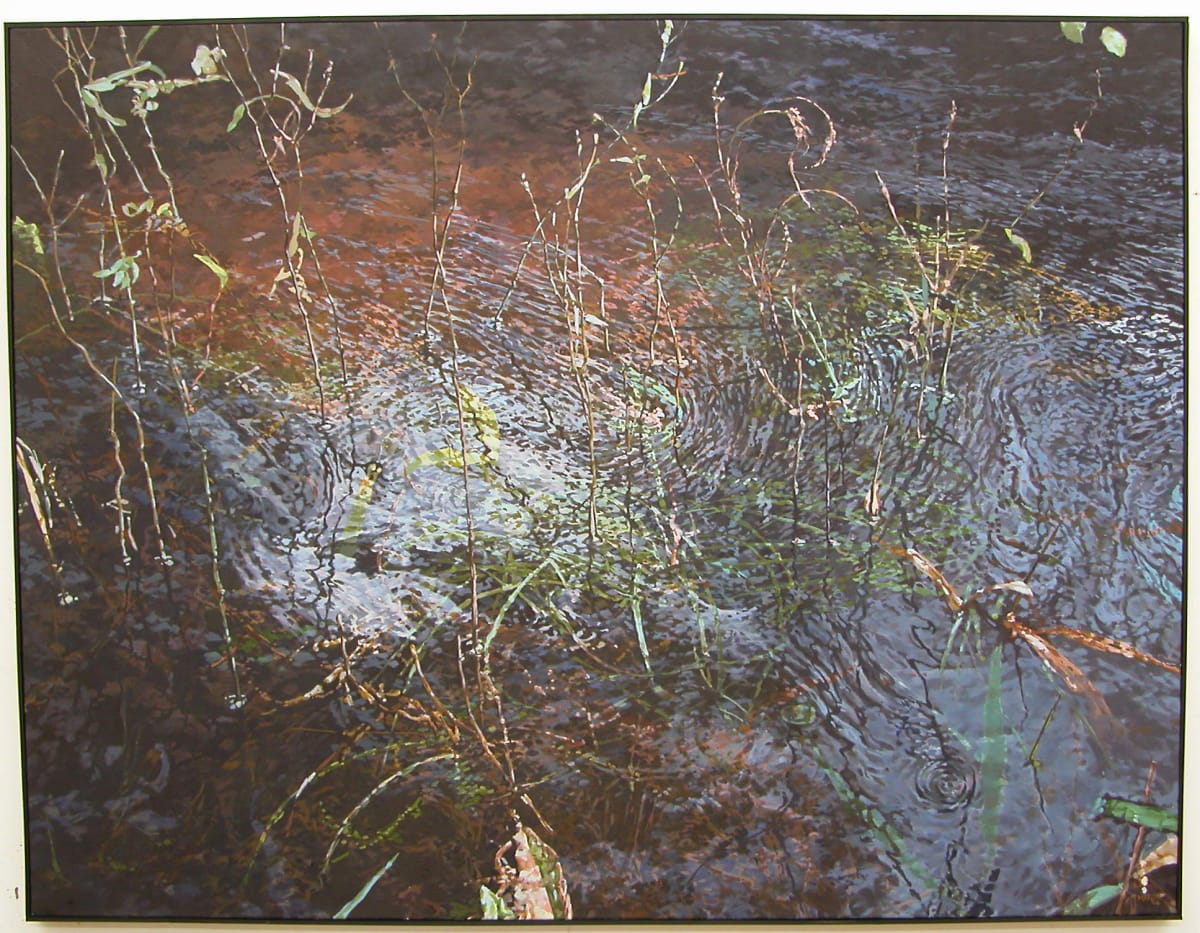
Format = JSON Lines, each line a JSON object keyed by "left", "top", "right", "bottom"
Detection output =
{"left": 6, "top": 16, "right": 1184, "bottom": 921}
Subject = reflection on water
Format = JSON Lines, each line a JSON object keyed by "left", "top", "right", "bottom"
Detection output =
{"left": 10, "top": 17, "right": 1182, "bottom": 920}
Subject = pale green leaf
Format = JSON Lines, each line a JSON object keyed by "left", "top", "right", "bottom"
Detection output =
{"left": 12, "top": 217, "right": 44, "bottom": 257}
{"left": 1100, "top": 26, "right": 1127, "bottom": 57}
{"left": 1004, "top": 227, "right": 1033, "bottom": 263}
{"left": 121, "top": 197, "right": 155, "bottom": 217}
{"left": 406, "top": 447, "right": 482, "bottom": 473}
{"left": 479, "top": 885, "right": 514, "bottom": 920}
{"left": 1062, "top": 883, "right": 1122, "bottom": 915}
{"left": 191, "top": 44, "right": 225, "bottom": 77}
{"left": 193, "top": 253, "right": 229, "bottom": 290}
{"left": 226, "top": 102, "right": 246, "bottom": 133}
{"left": 85, "top": 62, "right": 166, "bottom": 94}
{"left": 285, "top": 210, "right": 307, "bottom": 261}
{"left": 456, "top": 383, "right": 500, "bottom": 459}
{"left": 90, "top": 151, "right": 109, "bottom": 180}
{"left": 80, "top": 86, "right": 126, "bottom": 127}
{"left": 272, "top": 68, "right": 352, "bottom": 118}
{"left": 85, "top": 75, "right": 122, "bottom": 94}
{"left": 1060, "top": 21, "right": 1086, "bottom": 44}
{"left": 95, "top": 253, "right": 141, "bottom": 289}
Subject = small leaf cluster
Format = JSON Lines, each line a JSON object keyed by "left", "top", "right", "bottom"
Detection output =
{"left": 1060, "top": 21, "right": 1128, "bottom": 58}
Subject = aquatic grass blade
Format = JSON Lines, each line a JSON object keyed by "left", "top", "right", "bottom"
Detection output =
{"left": 333, "top": 852, "right": 399, "bottom": 919}
{"left": 630, "top": 572, "right": 653, "bottom": 677}
{"left": 482, "top": 554, "right": 556, "bottom": 656}
{"left": 819, "top": 759, "right": 936, "bottom": 892}
{"left": 979, "top": 644, "right": 1007, "bottom": 855}
{"left": 322, "top": 753, "right": 455, "bottom": 873}
{"left": 939, "top": 613, "right": 965, "bottom": 669}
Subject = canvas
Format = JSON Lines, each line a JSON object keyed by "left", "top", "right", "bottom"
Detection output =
{"left": 6, "top": 16, "right": 1184, "bottom": 921}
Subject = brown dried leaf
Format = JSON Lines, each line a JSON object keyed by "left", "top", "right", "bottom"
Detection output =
{"left": 887, "top": 544, "right": 963, "bottom": 612}
{"left": 511, "top": 828, "right": 556, "bottom": 920}
{"left": 492, "top": 825, "right": 572, "bottom": 921}
{"left": 960, "top": 578, "right": 1035, "bottom": 615}
{"left": 863, "top": 481, "right": 883, "bottom": 520}
{"left": 1005, "top": 615, "right": 1112, "bottom": 718}
{"left": 1136, "top": 836, "right": 1178, "bottom": 881}
{"left": 1038, "top": 625, "right": 1181, "bottom": 675}
{"left": 982, "top": 579, "right": 1035, "bottom": 598}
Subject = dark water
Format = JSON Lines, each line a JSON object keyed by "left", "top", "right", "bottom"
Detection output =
{"left": 9, "top": 18, "right": 1183, "bottom": 920}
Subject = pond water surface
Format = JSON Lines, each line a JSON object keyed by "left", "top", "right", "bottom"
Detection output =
{"left": 9, "top": 18, "right": 1183, "bottom": 920}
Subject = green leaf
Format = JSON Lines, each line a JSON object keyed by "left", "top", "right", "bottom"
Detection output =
{"left": 90, "top": 151, "right": 109, "bottom": 180}
{"left": 191, "top": 44, "right": 225, "bottom": 77}
{"left": 272, "top": 68, "right": 352, "bottom": 118}
{"left": 193, "top": 253, "right": 229, "bottom": 290}
{"left": 84, "top": 62, "right": 167, "bottom": 95}
{"left": 226, "top": 102, "right": 246, "bottom": 133}
{"left": 456, "top": 384, "right": 501, "bottom": 462}
{"left": 94, "top": 253, "right": 141, "bottom": 289}
{"left": 406, "top": 446, "right": 482, "bottom": 474}
{"left": 333, "top": 852, "right": 398, "bottom": 919}
{"left": 80, "top": 86, "right": 126, "bottom": 127}
{"left": 1100, "top": 26, "right": 1127, "bottom": 57}
{"left": 84, "top": 75, "right": 123, "bottom": 94}
{"left": 1062, "top": 883, "right": 1122, "bottom": 915}
{"left": 121, "top": 197, "right": 155, "bottom": 217}
{"left": 281, "top": 210, "right": 308, "bottom": 269}
{"left": 12, "top": 217, "right": 44, "bottom": 257}
{"left": 1095, "top": 795, "right": 1178, "bottom": 833}
{"left": 1060, "top": 21, "right": 1086, "bottom": 44}
{"left": 1004, "top": 227, "right": 1033, "bottom": 263}
{"left": 341, "top": 462, "right": 382, "bottom": 541}
{"left": 479, "top": 885, "right": 514, "bottom": 920}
